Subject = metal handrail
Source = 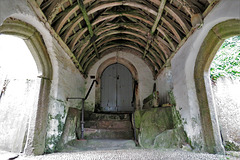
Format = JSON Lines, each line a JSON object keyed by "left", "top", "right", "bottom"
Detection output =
{"left": 66, "top": 79, "right": 98, "bottom": 139}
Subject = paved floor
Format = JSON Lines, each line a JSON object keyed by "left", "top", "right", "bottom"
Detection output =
{"left": 1, "top": 149, "right": 240, "bottom": 160}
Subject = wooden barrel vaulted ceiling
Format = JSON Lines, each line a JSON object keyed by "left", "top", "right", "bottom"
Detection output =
{"left": 34, "top": 0, "right": 218, "bottom": 77}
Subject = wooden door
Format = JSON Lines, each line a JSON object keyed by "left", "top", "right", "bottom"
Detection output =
{"left": 101, "top": 64, "right": 133, "bottom": 112}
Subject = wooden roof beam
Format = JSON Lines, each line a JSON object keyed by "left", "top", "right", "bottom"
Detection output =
{"left": 77, "top": 0, "right": 99, "bottom": 58}
{"left": 78, "top": 26, "right": 169, "bottom": 64}
{"left": 77, "top": 29, "right": 148, "bottom": 61}
{"left": 165, "top": 4, "right": 191, "bottom": 34}
{"left": 80, "top": 32, "right": 164, "bottom": 68}
{"left": 83, "top": 42, "right": 158, "bottom": 73}
{"left": 175, "top": 0, "right": 203, "bottom": 28}
{"left": 151, "top": 0, "right": 167, "bottom": 35}
{"left": 84, "top": 46, "right": 156, "bottom": 76}
{"left": 143, "top": 0, "right": 167, "bottom": 59}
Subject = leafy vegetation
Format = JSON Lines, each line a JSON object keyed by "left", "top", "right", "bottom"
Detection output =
{"left": 224, "top": 141, "right": 240, "bottom": 151}
{"left": 210, "top": 36, "right": 240, "bottom": 81}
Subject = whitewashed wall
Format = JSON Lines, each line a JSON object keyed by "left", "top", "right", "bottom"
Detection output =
{"left": 170, "top": 0, "right": 240, "bottom": 151}
{"left": 156, "top": 67, "right": 173, "bottom": 105}
{"left": 0, "top": 0, "right": 85, "bottom": 154}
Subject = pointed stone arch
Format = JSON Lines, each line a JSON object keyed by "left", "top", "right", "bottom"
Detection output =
{"left": 194, "top": 19, "right": 240, "bottom": 154}
{"left": 0, "top": 18, "right": 53, "bottom": 155}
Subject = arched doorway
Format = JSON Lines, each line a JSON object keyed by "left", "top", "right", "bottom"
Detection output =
{"left": 0, "top": 18, "right": 52, "bottom": 155}
{"left": 101, "top": 63, "right": 134, "bottom": 113}
{"left": 0, "top": 34, "right": 38, "bottom": 153}
{"left": 194, "top": 19, "right": 240, "bottom": 153}
{"left": 95, "top": 57, "right": 139, "bottom": 112}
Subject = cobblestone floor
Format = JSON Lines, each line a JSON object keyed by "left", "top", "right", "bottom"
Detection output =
{"left": 1, "top": 149, "right": 240, "bottom": 160}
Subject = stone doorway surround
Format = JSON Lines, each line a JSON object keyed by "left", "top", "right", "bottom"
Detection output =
{"left": 95, "top": 57, "right": 140, "bottom": 112}
{"left": 0, "top": 18, "right": 53, "bottom": 155}
{"left": 194, "top": 19, "right": 240, "bottom": 154}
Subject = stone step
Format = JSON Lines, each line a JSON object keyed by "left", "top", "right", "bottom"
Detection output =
{"left": 63, "top": 139, "right": 137, "bottom": 151}
{"left": 85, "top": 120, "right": 132, "bottom": 129}
{"left": 79, "top": 128, "right": 134, "bottom": 139}
{"left": 87, "top": 113, "right": 131, "bottom": 121}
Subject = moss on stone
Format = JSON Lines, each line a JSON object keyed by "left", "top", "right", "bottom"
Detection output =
{"left": 45, "top": 99, "right": 68, "bottom": 153}
{"left": 225, "top": 141, "right": 240, "bottom": 151}
{"left": 135, "top": 90, "right": 190, "bottom": 149}
{"left": 134, "top": 110, "right": 142, "bottom": 129}
{"left": 171, "top": 105, "right": 183, "bottom": 128}
{"left": 84, "top": 101, "right": 95, "bottom": 112}
{"left": 153, "top": 127, "right": 187, "bottom": 149}
{"left": 138, "top": 107, "right": 174, "bottom": 148}
{"left": 169, "top": 91, "right": 176, "bottom": 106}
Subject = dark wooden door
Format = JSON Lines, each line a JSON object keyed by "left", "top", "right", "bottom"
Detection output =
{"left": 101, "top": 63, "right": 133, "bottom": 112}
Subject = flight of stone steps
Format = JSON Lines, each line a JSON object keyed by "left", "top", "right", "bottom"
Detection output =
{"left": 81, "top": 113, "right": 134, "bottom": 139}
{"left": 63, "top": 113, "right": 137, "bottom": 151}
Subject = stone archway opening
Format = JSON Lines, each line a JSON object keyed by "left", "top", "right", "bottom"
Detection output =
{"left": 194, "top": 19, "right": 240, "bottom": 154}
{"left": 0, "top": 18, "right": 53, "bottom": 155}
{"left": 0, "top": 34, "right": 38, "bottom": 153}
{"left": 210, "top": 35, "right": 240, "bottom": 151}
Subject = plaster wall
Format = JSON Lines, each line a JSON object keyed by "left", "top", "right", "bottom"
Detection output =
{"left": 156, "top": 67, "right": 173, "bottom": 105}
{"left": 45, "top": 39, "right": 85, "bottom": 153}
{"left": 171, "top": 0, "right": 240, "bottom": 150}
{"left": 86, "top": 51, "right": 154, "bottom": 111}
{"left": 0, "top": 0, "right": 85, "bottom": 154}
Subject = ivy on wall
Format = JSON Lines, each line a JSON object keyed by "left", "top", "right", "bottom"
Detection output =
{"left": 210, "top": 36, "right": 240, "bottom": 81}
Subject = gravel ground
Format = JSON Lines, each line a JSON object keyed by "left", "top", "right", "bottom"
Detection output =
{"left": 1, "top": 149, "right": 240, "bottom": 160}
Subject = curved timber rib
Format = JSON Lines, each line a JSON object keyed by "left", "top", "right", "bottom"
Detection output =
{"left": 34, "top": 0, "right": 214, "bottom": 77}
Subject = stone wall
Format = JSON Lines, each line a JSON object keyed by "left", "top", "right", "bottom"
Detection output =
{"left": 0, "top": 0, "right": 86, "bottom": 154}
{"left": 134, "top": 107, "right": 188, "bottom": 149}
{"left": 170, "top": 0, "right": 240, "bottom": 152}
{"left": 212, "top": 77, "right": 240, "bottom": 149}
{"left": 42, "top": 33, "right": 85, "bottom": 154}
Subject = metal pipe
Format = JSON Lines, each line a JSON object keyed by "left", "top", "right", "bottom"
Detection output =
{"left": 84, "top": 80, "right": 98, "bottom": 100}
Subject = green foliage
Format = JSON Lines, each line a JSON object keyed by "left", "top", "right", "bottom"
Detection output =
{"left": 224, "top": 141, "right": 240, "bottom": 151}
{"left": 210, "top": 36, "right": 240, "bottom": 81}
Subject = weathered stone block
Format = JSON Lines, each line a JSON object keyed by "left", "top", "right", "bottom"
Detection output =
{"left": 136, "top": 107, "right": 188, "bottom": 149}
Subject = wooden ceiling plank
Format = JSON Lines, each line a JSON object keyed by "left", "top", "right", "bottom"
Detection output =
{"left": 175, "top": 0, "right": 200, "bottom": 16}
{"left": 55, "top": 5, "right": 79, "bottom": 33}
{"left": 162, "top": 16, "right": 183, "bottom": 41}
{"left": 81, "top": 33, "right": 163, "bottom": 68}
{"left": 78, "top": 25, "right": 119, "bottom": 61}
{"left": 65, "top": 14, "right": 117, "bottom": 46}
{"left": 143, "top": 0, "right": 167, "bottom": 59}
{"left": 40, "top": 0, "right": 52, "bottom": 10}
{"left": 45, "top": 0, "right": 93, "bottom": 24}
{"left": 84, "top": 46, "right": 156, "bottom": 76}
{"left": 77, "top": 0, "right": 99, "bottom": 58}
{"left": 165, "top": 3, "right": 191, "bottom": 34}
{"left": 157, "top": 26, "right": 177, "bottom": 51}
{"left": 64, "top": 10, "right": 153, "bottom": 46}
{"left": 73, "top": 23, "right": 118, "bottom": 54}
{"left": 151, "top": 0, "right": 167, "bottom": 34}
{"left": 86, "top": 25, "right": 168, "bottom": 64}
{"left": 45, "top": 0, "right": 69, "bottom": 24}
